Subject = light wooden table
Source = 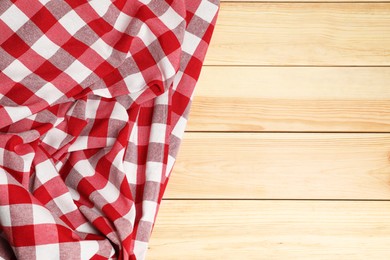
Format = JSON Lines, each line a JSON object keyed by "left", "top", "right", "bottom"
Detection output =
{"left": 149, "top": 1, "right": 390, "bottom": 259}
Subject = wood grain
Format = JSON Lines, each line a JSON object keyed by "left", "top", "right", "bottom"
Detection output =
{"left": 149, "top": 200, "right": 390, "bottom": 259}
{"left": 188, "top": 66, "right": 390, "bottom": 132}
{"left": 155, "top": 1, "right": 390, "bottom": 259}
{"left": 165, "top": 133, "right": 390, "bottom": 199}
{"left": 205, "top": 3, "right": 390, "bottom": 65}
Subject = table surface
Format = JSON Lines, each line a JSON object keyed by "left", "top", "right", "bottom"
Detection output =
{"left": 148, "top": 1, "right": 390, "bottom": 259}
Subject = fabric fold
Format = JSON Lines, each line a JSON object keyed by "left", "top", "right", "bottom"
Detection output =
{"left": 0, "top": 0, "right": 219, "bottom": 259}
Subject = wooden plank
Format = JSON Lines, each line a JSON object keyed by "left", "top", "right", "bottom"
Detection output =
{"left": 165, "top": 133, "right": 390, "bottom": 199}
{"left": 149, "top": 200, "right": 390, "bottom": 259}
{"left": 205, "top": 3, "right": 390, "bottom": 65}
{"left": 188, "top": 66, "right": 390, "bottom": 132}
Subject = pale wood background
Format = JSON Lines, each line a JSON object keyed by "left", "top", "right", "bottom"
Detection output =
{"left": 148, "top": 1, "right": 390, "bottom": 259}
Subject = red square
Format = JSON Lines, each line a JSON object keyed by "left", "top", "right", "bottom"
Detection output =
{"left": 102, "top": 68, "right": 122, "bottom": 87}
{"left": 89, "top": 119, "right": 109, "bottom": 137}
{"left": 77, "top": 178, "right": 96, "bottom": 197}
{"left": 56, "top": 224, "right": 76, "bottom": 243}
{"left": 30, "top": 6, "right": 58, "bottom": 33}
{"left": 137, "top": 145, "right": 148, "bottom": 165}
{"left": 64, "top": 0, "right": 86, "bottom": 9}
{"left": 131, "top": 46, "right": 155, "bottom": 72}
{"left": 1, "top": 33, "right": 30, "bottom": 58}
{"left": 88, "top": 18, "right": 112, "bottom": 37}
{"left": 32, "top": 185, "right": 53, "bottom": 205}
{"left": 183, "top": 56, "right": 202, "bottom": 80}
{"left": 8, "top": 184, "right": 32, "bottom": 204}
{"left": 171, "top": 91, "right": 189, "bottom": 116}
{"left": 102, "top": 203, "right": 121, "bottom": 220}
{"left": 135, "top": 5, "right": 156, "bottom": 23}
{"left": 11, "top": 225, "right": 35, "bottom": 247}
{"left": 185, "top": 11, "right": 195, "bottom": 25}
{"left": 61, "top": 37, "right": 89, "bottom": 59}
{"left": 202, "top": 18, "right": 216, "bottom": 44}
{"left": 92, "top": 217, "right": 113, "bottom": 236}
{"left": 137, "top": 105, "right": 153, "bottom": 126}
{"left": 93, "top": 60, "right": 115, "bottom": 79}
{"left": 94, "top": 156, "right": 111, "bottom": 180}
{"left": 158, "top": 30, "right": 180, "bottom": 56}
{"left": 66, "top": 117, "right": 87, "bottom": 137}
{"left": 5, "top": 83, "right": 35, "bottom": 105}
{"left": 34, "top": 60, "right": 63, "bottom": 82}
{"left": 113, "top": 34, "right": 133, "bottom": 53}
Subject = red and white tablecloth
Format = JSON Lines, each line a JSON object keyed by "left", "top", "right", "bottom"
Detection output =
{"left": 0, "top": 0, "right": 219, "bottom": 259}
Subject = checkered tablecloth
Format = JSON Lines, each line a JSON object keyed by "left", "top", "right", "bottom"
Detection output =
{"left": 0, "top": 0, "right": 219, "bottom": 259}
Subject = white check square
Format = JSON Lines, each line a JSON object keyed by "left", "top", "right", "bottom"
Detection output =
{"left": 140, "top": 200, "right": 157, "bottom": 222}
{"left": 114, "top": 11, "right": 132, "bottom": 33}
{"left": 32, "top": 204, "right": 56, "bottom": 224}
{"left": 166, "top": 154, "right": 175, "bottom": 177}
{"left": 95, "top": 182, "right": 120, "bottom": 203}
{"left": 134, "top": 241, "right": 148, "bottom": 260}
{"left": 42, "top": 127, "right": 68, "bottom": 149}
{"left": 58, "top": 10, "right": 85, "bottom": 35}
{"left": 85, "top": 99, "right": 101, "bottom": 118}
{"left": 196, "top": 1, "right": 219, "bottom": 23}
{"left": 149, "top": 123, "right": 166, "bottom": 143}
{"left": 73, "top": 159, "right": 95, "bottom": 177}
{"left": 159, "top": 7, "right": 183, "bottom": 30}
{"left": 80, "top": 241, "right": 99, "bottom": 260}
{"left": 35, "top": 159, "right": 57, "bottom": 184}
{"left": 20, "top": 152, "right": 34, "bottom": 173}
{"left": 35, "top": 82, "right": 63, "bottom": 104}
{"left": 123, "top": 161, "right": 137, "bottom": 184}
{"left": 137, "top": 23, "right": 157, "bottom": 46}
{"left": 36, "top": 244, "right": 60, "bottom": 259}
{"left": 31, "top": 35, "right": 60, "bottom": 59}
{"left": 2, "top": 59, "right": 31, "bottom": 82}
{"left": 182, "top": 32, "right": 201, "bottom": 55}
{"left": 4, "top": 105, "right": 31, "bottom": 122}
{"left": 90, "top": 38, "right": 113, "bottom": 60}
{"left": 53, "top": 193, "right": 77, "bottom": 214}
{"left": 0, "top": 205, "right": 11, "bottom": 226}
{"left": 0, "top": 5, "right": 29, "bottom": 31}
{"left": 172, "top": 116, "right": 187, "bottom": 137}
{"left": 88, "top": 0, "right": 111, "bottom": 16}
{"left": 124, "top": 72, "right": 146, "bottom": 93}
{"left": 157, "top": 56, "right": 176, "bottom": 81}
{"left": 68, "top": 136, "right": 88, "bottom": 152}
{"left": 110, "top": 102, "right": 128, "bottom": 121}
{"left": 145, "top": 161, "right": 163, "bottom": 182}
{"left": 38, "top": 0, "right": 50, "bottom": 5}
{"left": 64, "top": 59, "right": 92, "bottom": 83}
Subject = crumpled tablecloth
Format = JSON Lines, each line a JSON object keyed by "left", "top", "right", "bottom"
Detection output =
{"left": 0, "top": 0, "right": 219, "bottom": 259}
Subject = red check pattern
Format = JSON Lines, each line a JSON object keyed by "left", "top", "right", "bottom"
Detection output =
{"left": 0, "top": 0, "right": 219, "bottom": 259}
